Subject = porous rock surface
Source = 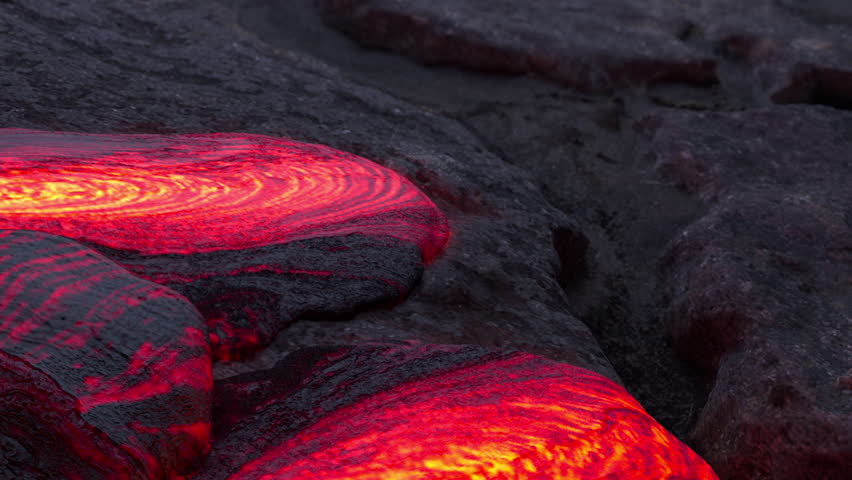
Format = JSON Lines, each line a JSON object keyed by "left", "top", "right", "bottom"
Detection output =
{"left": 318, "top": 0, "right": 718, "bottom": 92}
{"left": 643, "top": 105, "right": 852, "bottom": 480}
{"left": 319, "top": 0, "right": 852, "bottom": 109}
{"left": 701, "top": 0, "right": 852, "bottom": 108}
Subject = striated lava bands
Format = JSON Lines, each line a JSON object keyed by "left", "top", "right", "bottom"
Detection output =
{"left": 0, "top": 128, "right": 449, "bottom": 359}
{"left": 0, "top": 230, "right": 212, "bottom": 480}
{"left": 0, "top": 128, "right": 449, "bottom": 261}
{"left": 202, "top": 344, "right": 719, "bottom": 480}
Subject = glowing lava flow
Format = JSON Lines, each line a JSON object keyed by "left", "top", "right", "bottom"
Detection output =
{"left": 203, "top": 344, "right": 719, "bottom": 480}
{"left": 0, "top": 129, "right": 449, "bottom": 261}
{"left": 0, "top": 230, "right": 212, "bottom": 480}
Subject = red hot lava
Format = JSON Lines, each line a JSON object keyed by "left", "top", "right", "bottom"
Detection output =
{"left": 0, "top": 129, "right": 449, "bottom": 261}
{"left": 0, "top": 128, "right": 450, "bottom": 360}
{"left": 204, "top": 345, "right": 719, "bottom": 480}
{"left": 0, "top": 230, "right": 212, "bottom": 480}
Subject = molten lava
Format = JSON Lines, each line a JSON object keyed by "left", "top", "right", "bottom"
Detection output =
{"left": 0, "top": 230, "right": 212, "bottom": 480}
{"left": 205, "top": 344, "right": 719, "bottom": 480}
{"left": 0, "top": 128, "right": 448, "bottom": 261}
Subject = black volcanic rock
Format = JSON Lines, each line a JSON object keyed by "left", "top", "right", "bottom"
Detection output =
{"left": 644, "top": 106, "right": 852, "bottom": 480}
{"left": 122, "top": 234, "right": 424, "bottom": 361}
{"left": 317, "top": 0, "right": 718, "bottom": 92}
{"left": 643, "top": 105, "right": 852, "bottom": 201}
{"left": 775, "top": 0, "right": 852, "bottom": 25}
{"left": 0, "top": 0, "right": 616, "bottom": 380}
{"left": 198, "top": 342, "right": 718, "bottom": 480}
{"left": 0, "top": 128, "right": 448, "bottom": 361}
{"left": 700, "top": 0, "right": 852, "bottom": 108}
{"left": 0, "top": 230, "right": 212, "bottom": 480}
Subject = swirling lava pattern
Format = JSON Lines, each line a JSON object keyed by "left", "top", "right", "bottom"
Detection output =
{"left": 0, "top": 129, "right": 448, "bottom": 261}
{"left": 206, "top": 344, "right": 718, "bottom": 480}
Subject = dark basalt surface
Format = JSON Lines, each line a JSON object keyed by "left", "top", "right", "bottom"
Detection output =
{"left": 197, "top": 342, "right": 717, "bottom": 480}
{"left": 318, "top": 0, "right": 719, "bottom": 92}
{"left": 114, "top": 235, "right": 423, "bottom": 361}
{"left": 0, "top": 230, "right": 212, "bottom": 480}
{"left": 3, "top": 0, "right": 852, "bottom": 478}
{"left": 0, "top": 0, "right": 616, "bottom": 382}
{"left": 318, "top": 0, "right": 852, "bottom": 110}
{"left": 702, "top": 0, "right": 852, "bottom": 108}
{"left": 644, "top": 106, "right": 852, "bottom": 480}
{"left": 642, "top": 106, "right": 852, "bottom": 201}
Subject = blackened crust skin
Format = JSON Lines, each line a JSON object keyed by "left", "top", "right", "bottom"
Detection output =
{"left": 0, "top": 350, "right": 139, "bottom": 480}
{"left": 0, "top": 230, "right": 213, "bottom": 480}
{"left": 100, "top": 234, "right": 422, "bottom": 361}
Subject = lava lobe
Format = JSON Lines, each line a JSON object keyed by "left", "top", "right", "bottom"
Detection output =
{"left": 0, "top": 129, "right": 449, "bottom": 360}
{"left": 0, "top": 230, "right": 212, "bottom": 480}
{"left": 200, "top": 342, "right": 719, "bottom": 480}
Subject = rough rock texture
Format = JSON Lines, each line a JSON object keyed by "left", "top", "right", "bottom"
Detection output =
{"left": 0, "top": 230, "right": 212, "bottom": 480}
{"left": 4, "top": 0, "right": 851, "bottom": 478}
{"left": 700, "top": 0, "right": 852, "bottom": 108}
{"left": 198, "top": 342, "right": 718, "bottom": 480}
{"left": 318, "top": 0, "right": 852, "bottom": 109}
{"left": 246, "top": 0, "right": 717, "bottom": 444}
{"left": 643, "top": 106, "right": 852, "bottom": 480}
{"left": 643, "top": 105, "right": 851, "bottom": 201}
{"left": 0, "top": 128, "right": 448, "bottom": 360}
{"left": 0, "top": 0, "right": 616, "bottom": 382}
{"left": 318, "top": 0, "right": 718, "bottom": 92}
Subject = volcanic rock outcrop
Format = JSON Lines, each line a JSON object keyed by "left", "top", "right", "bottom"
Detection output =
{"left": 318, "top": 0, "right": 718, "bottom": 92}
{"left": 10, "top": 0, "right": 852, "bottom": 479}
{"left": 644, "top": 105, "right": 852, "bottom": 480}
{"left": 700, "top": 0, "right": 852, "bottom": 108}
{"left": 0, "top": 229, "right": 212, "bottom": 480}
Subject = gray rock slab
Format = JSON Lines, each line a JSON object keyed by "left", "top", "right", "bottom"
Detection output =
{"left": 317, "top": 0, "right": 718, "bottom": 92}
{"left": 644, "top": 105, "right": 852, "bottom": 480}
{"left": 698, "top": 0, "right": 852, "bottom": 108}
{"left": 642, "top": 105, "right": 852, "bottom": 201}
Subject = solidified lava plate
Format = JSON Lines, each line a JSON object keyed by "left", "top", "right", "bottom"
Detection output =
{"left": 200, "top": 343, "right": 719, "bottom": 480}
{"left": 0, "top": 230, "right": 212, "bottom": 480}
{"left": 0, "top": 129, "right": 449, "bottom": 359}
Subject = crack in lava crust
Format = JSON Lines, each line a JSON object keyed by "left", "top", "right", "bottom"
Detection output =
{"left": 0, "top": 129, "right": 449, "bottom": 262}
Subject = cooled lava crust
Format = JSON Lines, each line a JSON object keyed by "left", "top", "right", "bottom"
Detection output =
{"left": 0, "top": 129, "right": 449, "bottom": 360}
{"left": 200, "top": 342, "right": 719, "bottom": 480}
{"left": 0, "top": 230, "right": 212, "bottom": 480}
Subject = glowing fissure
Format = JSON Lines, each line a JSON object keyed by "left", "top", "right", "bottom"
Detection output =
{"left": 0, "top": 129, "right": 449, "bottom": 261}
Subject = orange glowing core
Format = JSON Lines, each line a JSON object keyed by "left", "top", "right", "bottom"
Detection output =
{"left": 226, "top": 352, "right": 719, "bottom": 480}
{"left": 0, "top": 129, "right": 449, "bottom": 260}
